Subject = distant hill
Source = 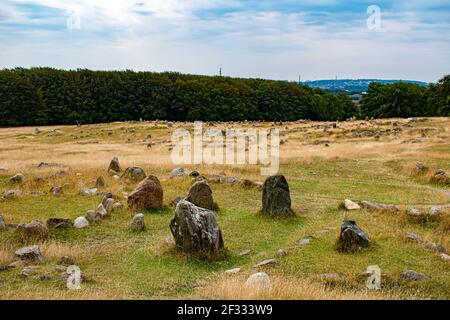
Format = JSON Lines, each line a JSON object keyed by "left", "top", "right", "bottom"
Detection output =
{"left": 302, "top": 79, "right": 428, "bottom": 94}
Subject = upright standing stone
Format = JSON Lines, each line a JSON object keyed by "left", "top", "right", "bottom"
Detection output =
{"left": 131, "top": 213, "right": 145, "bottom": 231}
{"left": 127, "top": 175, "right": 163, "bottom": 209}
{"left": 108, "top": 156, "right": 121, "bottom": 173}
{"left": 261, "top": 175, "right": 293, "bottom": 215}
{"left": 170, "top": 200, "right": 224, "bottom": 255}
{"left": 336, "top": 220, "right": 370, "bottom": 252}
{"left": 185, "top": 180, "right": 218, "bottom": 210}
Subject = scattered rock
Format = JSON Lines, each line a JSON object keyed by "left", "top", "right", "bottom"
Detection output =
{"left": 121, "top": 166, "right": 146, "bottom": 182}
{"left": 336, "top": 220, "right": 370, "bottom": 252}
{"left": 359, "top": 200, "right": 398, "bottom": 213}
{"left": 189, "top": 170, "right": 200, "bottom": 177}
{"left": 297, "top": 236, "right": 313, "bottom": 245}
{"left": 73, "top": 217, "right": 89, "bottom": 229}
{"left": 261, "top": 175, "right": 293, "bottom": 216}
{"left": 3, "top": 189, "right": 24, "bottom": 199}
{"left": 108, "top": 156, "right": 121, "bottom": 173}
{"left": 429, "top": 206, "right": 445, "bottom": 217}
{"left": 131, "top": 213, "right": 145, "bottom": 231}
{"left": 169, "top": 200, "right": 224, "bottom": 255}
{"left": 430, "top": 169, "right": 449, "bottom": 185}
{"left": 239, "top": 249, "right": 251, "bottom": 256}
{"left": 171, "top": 167, "right": 186, "bottom": 179}
{"left": 46, "top": 218, "right": 73, "bottom": 229}
{"left": 319, "top": 273, "right": 346, "bottom": 285}
{"left": 113, "top": 201, "right": 122, "bottom": 210}
{"left": 10, "top": 173, "right": 26, "bottom": 184}
{"left": 401, "top": 270, "right": 429, "bottom": 282}
{"left": 0, "top": 215, "right": 5, "bottom": 231}
{"left": 441, "top": 253, "right": 450, "bottom": 261}
{"left": 50, "top": 186, "right": 63, "bottom": 196}
{"left": 103, "top": 198, "right": 115, "bottom": 214}
{"left": 79, "top": 187, "right": 98, "bottom": 196}
{"left": 413, "top": 162, "right": 428, "bottom": 175}
{"left": 185, "top": 180, "right": 218, "bottom": 211}
{"left": 225, "top": 268, "right": 241, "bottom": 274}
{"left": 127, "top": 175, "right": 164, "bottom": 209}
{"left": 223, "top": 176, "right": 238, "bottom": 185}
{"left": 15, "top": 245, "right": 45, "bottom": 263}
{"left": 85, "top": 210, "right": 101, "bottom": 223}
{"left": 276, "top": 249, "right": 287, "bottom": 257}
{"left": 423, "top": 242, "right": 446, "bottom": 253}
{"left": 407, "top": 208, "right": 423, "bottom": 217}
{"left": 255, "top": 259, "right": 278, "bottom": 268}
{"left": 95, "top": 176, "right": 106, "bottom": 188}
{"left": 21, "top": 266, "right": 37, "bottom": 277}
{"left": 96, "top": 204, "right": 108, "bottom": 218}
{"left": 341, "top": 199, "right": 361, "bottom": 210}
{"left": 245, "top": 272, "right": 271, "bottom": 290}
{"left": 16, "top": 220, "right": 48, "bottom": 242}
{"left": 59, "top": 255, "right": 75, "bottom": 266}
{"left": 406, "top": 232, "right": 422, "bottom": 242}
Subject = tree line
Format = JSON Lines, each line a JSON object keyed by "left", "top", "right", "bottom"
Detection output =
{"left": 0, "top": 68, "right": 448, "bottom": 126}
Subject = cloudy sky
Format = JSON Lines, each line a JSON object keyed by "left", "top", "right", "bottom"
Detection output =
{"left": 0, "top": 0, "right": 449, "bottom": 82}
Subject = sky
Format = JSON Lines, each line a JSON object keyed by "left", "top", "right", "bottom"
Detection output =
{"left": 0, "top": 0, "right": 449, "bottom": 82}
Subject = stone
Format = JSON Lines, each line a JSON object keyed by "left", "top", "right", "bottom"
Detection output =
{"left": 440, "top": 253, "right": 450, "bottom": 261}
{"left": 113, "top": 201, "right": 122, "bottom": 210}
{"left": 79, "top": 188, "right": 98, "bottom": 196}
{"left": 169, "top": 197, "right": 182, "bottom": 207}
{"left": 101, "top": 193, "right": 113, "bottom": 207}
{"left": 96, "top": 204, "right": 108, "bottom": 218}
{"left": 423, "top": 242, "right": 446, "bottom": 253}
{"left": 430, "top": 169, "right": 449, "bottom": 185}
{"left": 225, "top": 268, "right": 241, "bottom": 274}
{"left": 73, "top": 216, "right": 89, "bottom": 229}
{"left": 261, "top": 175, "right": 293, "bottom": 216}
{"left": 10, "top": 173, "right": 26, "bottom": 184}
{"left": 297, "top": 237, "right": 313, "bottom": 245}
{"left": 46, "top": 218, "right": 73, "bottom": 229}
{"left": 50, "top": 186, "right": 63, "bottom": 196}
{"left": 319, "top": 273, "right": 346, "bottom": 285}
{"left": 108, "top": 156, "right": 121, "bottom": 173}
{"left": 429, "top": 206, "right": 445, "bottom": 216}
{"left": 85, "top": 210, "right": 101, "bottom": 223}
{"left": 245, "top": 272, "right": 271, "bottom": 290}
{"left": 121, "top": 166, "right": 146, "bottom": 182}
{"left": 406, "top": 232, "right": 422, "bottom": 242}
{"left": 276, "top": 249, "right": 287, "bottom": 257}
{"left": 401, "top": 270, "right": 429, "bottom": 282}
{"left": 131, "top": 213, "right": 145, "bottom": 231}
{"left": 239, "top": 249, "right": 251, "bottom": 256}
{"left": 0, "top": 215, "right": 5, "bottom": 231}
{"left": 3, "top": 189, "right": 24, "bottom": 199}
{"left": 337, "top": 220, "right": 370, "bottom": 252}
{"left": 21, "top": 266, "right": 37, "bottom": 277}
{"left": 59, "top": 255, "right": 75, "bottom": 266}
{"left": 15, "top": 245, "right": 45, "bottom": 263}
{"left": 189, "top": 170, "right": 200, "bottom": 177}
{"left": 342, "top": 199, "right": 361, "bottom": 210}
{"left": 413, "top": 162, "right": 428, "bottom": 175}
{"left": 241, "top": 179, "right": 256, "bottom": 188}
{"left": 407, "top": 208, "right": 423, "bottom": 217}
{"left": 95, "top": 176, "right": 106, "bottom": 188}
{"left": 171, "top": 167, "right": 186, "bottom": 179}
{"left": 103, "top": 198, "right": 115, "bottom": 214}
{"left": 223, "top": 176, "right": 238, "bottom": 185}
{"left": 169, "top": 200, "right": 224, "bottom": 255}
{"left": 359, "top": 200, "right": 398, "bottom": 213}
{"left": 185, "top": 180, "right": 218, "bottom": 211}
{"left": 255, "top": 259, "right": 278, "bottom": 268}
{"left": 40, "top": 274, "right": 51, "bottom": 281}
{"left": 127, "top": 175, "right": 163, "bottom": 209}
{"left": 16, "top": 220, "right": 48, "bottom": 241}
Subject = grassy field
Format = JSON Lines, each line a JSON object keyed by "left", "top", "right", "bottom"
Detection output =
{"left": 0, "top": 117, "right": 449, "bottom": 300}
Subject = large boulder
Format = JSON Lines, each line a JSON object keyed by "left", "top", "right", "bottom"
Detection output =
{"left": 15, "top": 245, "right": 45, "bottom": 263}
{"left": 108, "top": 156, "right": 121, "bottom": 173}
{"left": 3, "top": 189, "right": 24, "bottom": 199}
{"left": 261, "top": 175, "right": 293, "bottom": 216}
{"left": 170, "top": 200, "right": 224, "bottom": 255}
{"left": 74, "top": 216, "right": 89, "bottom": 229}
{"left": 185, "top": 180, "right": 218, "bottom": 211}
{"left": 10, "top": 173, "right": 26, "bottom": 184}
{"left": 336, "top": 220, "right": 370, "bottom": 252}
{"left": 127, "top": 175, "right": 163, "bottom": 209}
{"left": 121, "top": 166, "right": 146, "bottom": 182}
{"left": 16, "top": 220, "right": 48, "bottom": 242}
